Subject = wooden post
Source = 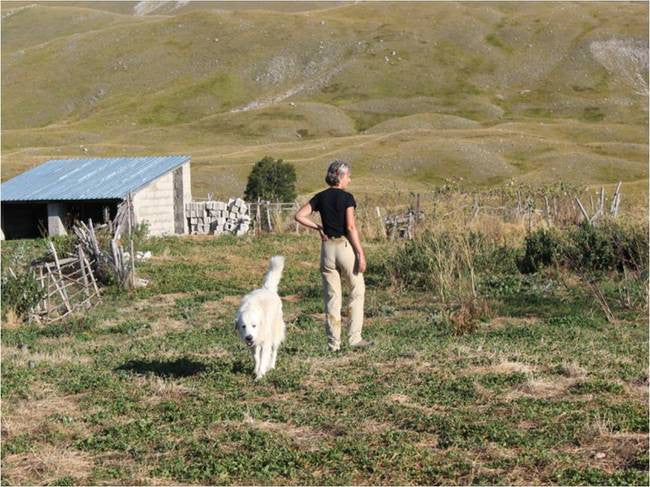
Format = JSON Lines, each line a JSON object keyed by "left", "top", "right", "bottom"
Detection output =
{"left": 610, "top": 181, "right": 622, "bottom": 216}
{"left": 39, "top": 266, "right": 49, "bottom": 315}
{"left": 376, "top": 207, "right": 386, "bottom": 239}
{"left": 78, "top": 246, "right": 90, "bottom": 298}
{"left": 266, "top": 202, "right": 273, "bottom": 232}
{"left": 575, "top": 197, "right": 590, "bottom": 223}
{"left": 130, "top": 238, "right": 136, "bottom": 289}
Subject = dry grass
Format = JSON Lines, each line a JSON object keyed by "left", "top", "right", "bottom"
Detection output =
{"left": 2, "top": 345, "right": 91, "bottom": 366}
{"left": 2, "top": 392, "right": 86, "bottom": 441}
{"left": 466, "top": 359, "right": 537, "bottom": 376}
{"left": 2, "top": 447, "right": 94, "bottom": 485}
{"left": 1, "top": 309, "right": 22, "bottom": 329}
{"left": 243, "top": 413, "right": 334, "bottom": 451}
{"left": 510, "top": 377, "right": 578, "bottom": 400}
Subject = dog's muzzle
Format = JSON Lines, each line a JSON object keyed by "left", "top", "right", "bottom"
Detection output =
{"left": 245, "top": 336, "right": 254, "bottom": 347}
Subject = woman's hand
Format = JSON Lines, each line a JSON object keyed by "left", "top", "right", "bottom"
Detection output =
{"left": 356, "top": 253, "right": 367, "bottom": 274}
{"left": 318, "top": 226, "right": 328, "bottom": 241}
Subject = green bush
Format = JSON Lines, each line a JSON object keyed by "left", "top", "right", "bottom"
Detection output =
{"left": 566, "top": 220, "right": 648, "bottom": 275}
{"left": 244, "top": 156, "right": 297, "bottom": 202}
{"left": 517, "top": 228, "right": 562, "bottom": 274}
{"left": 1, "top": 268, "right": 45, "bottom": 318}
{"left": 517, "top": 220, "right": 648, "bottom": 276}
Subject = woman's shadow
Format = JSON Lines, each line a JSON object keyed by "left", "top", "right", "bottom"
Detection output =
{"left": 115, "top": 358, "right": 206, "bottom": 378}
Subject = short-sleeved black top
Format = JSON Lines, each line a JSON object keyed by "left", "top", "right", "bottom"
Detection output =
{"left": 308, "top": 188, "right": 357, "bottom": 238}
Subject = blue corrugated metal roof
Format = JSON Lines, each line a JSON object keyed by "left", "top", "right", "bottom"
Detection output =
{"left": 1, "top": 156, "right": 190, "bottom": 202}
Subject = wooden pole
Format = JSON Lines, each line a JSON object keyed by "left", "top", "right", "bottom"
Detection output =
{"left": 78, "top": 246, "right": 90, "bottom": 298}
{"left": 575, "top": 197, "right": 590, "bottom": 223}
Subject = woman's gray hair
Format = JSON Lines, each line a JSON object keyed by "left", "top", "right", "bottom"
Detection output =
{"left": 325, "top": 160, "right": 350, "bottom": 186}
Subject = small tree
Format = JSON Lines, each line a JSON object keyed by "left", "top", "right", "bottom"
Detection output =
{"left": 244, "top": 156, "right": 297, "bottom": 202}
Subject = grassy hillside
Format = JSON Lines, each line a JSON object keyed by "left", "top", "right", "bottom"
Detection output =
{"left": 1, "top": 232, "right": 648, "bottom": 485}
{"left": 1, "top": 1, "right": 648, "bottom": 201}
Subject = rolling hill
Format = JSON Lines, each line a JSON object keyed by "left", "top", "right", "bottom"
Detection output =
{"left": 1, "top": 1, "right": 648, "bottom": 201}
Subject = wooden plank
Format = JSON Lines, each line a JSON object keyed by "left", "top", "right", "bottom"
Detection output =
{"left": 575, "top": 197, "right": 590, "bottom": 223}
{"left": 78, "top": 246, "right": 90, "bottom": 298}
{"left": 49, "top": 241, "right": 72, "bottom": 309}
{"left": 48, "top": 268, "right": 72, "bottom": 315}
{"left": 83, "top": 254, "right": 100, "bottom": 297}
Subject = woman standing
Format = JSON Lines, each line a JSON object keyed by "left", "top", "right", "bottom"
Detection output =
{"left": 295, "top": 160, "right": 373, "bottom": 352}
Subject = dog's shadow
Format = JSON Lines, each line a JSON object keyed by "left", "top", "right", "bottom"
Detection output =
{"left": 115, "top": 358, "right": 206, "bottom": 378}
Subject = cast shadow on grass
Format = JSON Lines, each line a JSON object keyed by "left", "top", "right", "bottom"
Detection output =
{"left": 115, "top": 358, "right": 206, "bottom": 378}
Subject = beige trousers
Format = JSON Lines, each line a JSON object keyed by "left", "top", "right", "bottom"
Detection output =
{"left": 320, "top": 236, "right": 365, "bottom": 351}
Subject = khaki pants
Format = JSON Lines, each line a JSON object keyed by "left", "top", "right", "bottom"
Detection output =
{"left": 320, "top": 236, "right": 365, "bottom": 351}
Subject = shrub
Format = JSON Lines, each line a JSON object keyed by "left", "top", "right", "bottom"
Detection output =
{"left": 517, "top": 220, "right": 648, "bottom": 276}
{"left": 566, "top": 220, "right": 648, "bottom": 275}
{"left": 384, "top": 229, "right": 482, "bottom": 302}
{"left": 517, "top": 228, "right": 562, "bottom": 274}
{"left": 1, "top": 268, "right": 45, "bottom": 318}
{"left": 244, "top": 156, "right": 297, "bottom": 202}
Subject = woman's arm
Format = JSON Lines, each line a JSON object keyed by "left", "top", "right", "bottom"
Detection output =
{"left": 294, "top": 202, "right": 328, "bottom": 241}
{"left": 345, "top": 206, "right": 366, "bottom": 273}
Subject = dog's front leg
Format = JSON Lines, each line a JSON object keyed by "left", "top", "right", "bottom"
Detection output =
{"left": 270, "top": 345, "right": 278, "bottom": 370}
{"left": 253, "top": 345, "right": 262, "bottom": 378}
{"left": 257, "top": 345, "right": 273, "bottom": 380}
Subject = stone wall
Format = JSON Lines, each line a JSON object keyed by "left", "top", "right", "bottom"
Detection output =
{"left": 132, "top": 171, "right": 175, "bottom": 235}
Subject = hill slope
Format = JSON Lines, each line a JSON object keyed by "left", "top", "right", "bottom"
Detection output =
{"left": 1, "top": 1, "right": 648, "bottom": 200}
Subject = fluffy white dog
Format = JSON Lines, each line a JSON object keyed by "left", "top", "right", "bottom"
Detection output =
{"left": 235, "top": 256, "right": 286, "bottom": 380}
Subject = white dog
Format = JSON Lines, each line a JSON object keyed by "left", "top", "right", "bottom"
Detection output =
{"left": 235, "top": 256, "right": 286, "bottom": 380}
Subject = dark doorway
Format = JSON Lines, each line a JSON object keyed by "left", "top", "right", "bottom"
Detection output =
{"left": 1, "top": 202, "right": 47, "bottom": 239}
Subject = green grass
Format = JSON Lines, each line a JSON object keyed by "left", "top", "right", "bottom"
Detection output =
{"left": 1, "top": 234, "right": 647, "bottom": 485}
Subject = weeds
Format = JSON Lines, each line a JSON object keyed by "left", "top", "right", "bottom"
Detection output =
{"left": 1, "top": 225, "right": 647, "bottom": 485}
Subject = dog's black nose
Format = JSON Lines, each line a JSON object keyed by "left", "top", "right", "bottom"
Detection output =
{"left": 245, "top": 335, "right": 253, "bottom": 342}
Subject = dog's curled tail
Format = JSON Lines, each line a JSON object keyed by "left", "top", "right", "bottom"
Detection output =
{"left": 262, "top": 255, "right": 285, "bottom": 292}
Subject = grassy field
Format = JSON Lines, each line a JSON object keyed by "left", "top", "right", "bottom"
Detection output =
{"left": 1, "top": 230, "right": 648, "bottom": 485}
{"left": 1, "top": 1, "right": 648, "bottom": 199}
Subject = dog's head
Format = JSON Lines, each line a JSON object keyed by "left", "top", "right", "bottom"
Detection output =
{"left": 235, "top": 305, "right": 262, "bottom": 347}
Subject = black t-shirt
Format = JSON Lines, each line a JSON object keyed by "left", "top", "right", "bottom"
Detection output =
{"left": 308, "top": 188, "right": 357, "bottom": 238}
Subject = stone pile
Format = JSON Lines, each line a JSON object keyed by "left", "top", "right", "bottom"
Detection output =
{"left": 186, "top": 198, "right": 251, "bottom": 236}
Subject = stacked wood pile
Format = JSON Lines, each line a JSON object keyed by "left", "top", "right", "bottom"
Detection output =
{"left": 186, "top": 198, "right": 251, "bottom": 236}
{"left": 72, "top": 219, "right": 136, "bottom": 288}
{"left": 23, "top": 197, "right": 141, "bottom": 323}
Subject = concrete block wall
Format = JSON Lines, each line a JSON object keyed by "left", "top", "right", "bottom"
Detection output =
{"left": 186, "top": 198, "right": 251, "bottom": 236}
{"left": 132, "top": 172, "right": 175, "bottom": 236}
